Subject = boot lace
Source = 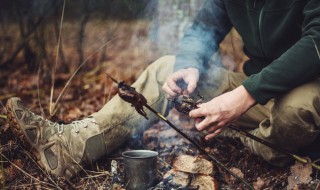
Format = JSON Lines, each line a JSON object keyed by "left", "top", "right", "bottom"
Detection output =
{"left": 44, "top": 117, "right": 96, "bottom": 135}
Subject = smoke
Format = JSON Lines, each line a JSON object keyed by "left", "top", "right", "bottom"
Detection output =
{"left": 144, "top": 0, "right": 205, "bottom": 55}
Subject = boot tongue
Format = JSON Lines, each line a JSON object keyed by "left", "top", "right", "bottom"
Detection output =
{"left": 43, "top": 120, "right": 62, "bottom": 138}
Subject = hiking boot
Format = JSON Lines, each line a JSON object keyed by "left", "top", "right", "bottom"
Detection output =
{"left": 6, "top": 97, "right": 109, "bottom": 179}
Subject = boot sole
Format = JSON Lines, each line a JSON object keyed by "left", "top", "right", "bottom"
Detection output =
{"left": 6, "top": 99, "right": 42, "bottom": 163}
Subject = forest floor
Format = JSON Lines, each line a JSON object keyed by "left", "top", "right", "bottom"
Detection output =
{"left": 0, "top": 20, "right": 319, "bottom": 189}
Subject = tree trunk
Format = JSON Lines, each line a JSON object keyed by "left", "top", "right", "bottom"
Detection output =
{"left": 14, "top": 0, "right": 37, "bottom": 71}
{"left": 77, "top": 0, "right": 91, "bottom": 66}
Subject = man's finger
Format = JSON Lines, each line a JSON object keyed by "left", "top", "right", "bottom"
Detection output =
{"left": 186, "top": 80, "right": 197, "bottom": 94}
{"left": 195, "top": 116, "right": 219, "bottom": 131}
{"left": 167, "top": 77, "right": 182, "bottom": 94}
{"left": 162, "top": 82, "right": 179, "bottom": 97}
{"left": 207, "top": 125, "right": 220, "bottom": 133}
{"left": 194, "top": 117, "right": 209, "bottom": 131}
{"left": 205, "top": 128, "right": 222, "bottom": 140}
{"left": 189, "top": 104, "right": 206, "bottom": 118}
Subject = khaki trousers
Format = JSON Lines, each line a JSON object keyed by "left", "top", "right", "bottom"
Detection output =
{"left": 92, "top": 56, "right": 320, "bottom": 166}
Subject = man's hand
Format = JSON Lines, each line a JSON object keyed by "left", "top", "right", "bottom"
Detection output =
{"left": 162, "top": 68, "right": 199, "bottom": 97}
{"left": 189, "top": 85, "right": 256, "bottom": 140}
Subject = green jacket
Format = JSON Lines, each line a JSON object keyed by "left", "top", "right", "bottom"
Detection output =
{"left": 174, "top": 0, "right": 320, "bottom": 104}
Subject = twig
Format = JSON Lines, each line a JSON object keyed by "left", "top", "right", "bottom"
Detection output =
{"left": 51, "top": 37, "right": 117, "bottom": 117}
{"left": 37, "top": 61, "right": 45, "bottom": 118}
{"left": 59, "top": 145, "right": 101, "bottom": 188}
{"left": 3, "top": 183, "right": 54, "bottom": 190}
{"left": 0, "top": 101, "right": 5, "bottom": 109}
{"left": 20, "top": 146, "right": 101, "bottom": 189}
{"left": 49, "top": 0, "right": 66, "bottom": 116}
{"left": 315, "top": 181, "right": 320, "bottom": 190}
{"left": 0, "top": 152, "right": 61, "bottom": 190}
{"left": 1, "top": 145, "right": 4, "bottom": 190}
{"left": 158, "top": 156, "right": 173, "bottom": 170}
{"left": 0, "top": 101, "right": 7, "bottom": 120}
{"left": 17, "top": 149, "right": 61, "bottom": 188}
{"left": 84, "top": 170, "right": 111, "bottom": 175}
{"left": 0, "top": 93, "right": 16, "bottom": 100}
{"left": 82, "top": 171, "right": 110, "bottom": 179}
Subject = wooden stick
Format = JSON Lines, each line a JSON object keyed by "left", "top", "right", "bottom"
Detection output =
{"left": 227, "top": 124, "right": 320, "bottom": 170}
{"left": 108, "top": 76, "right": 253, "bottom": 188}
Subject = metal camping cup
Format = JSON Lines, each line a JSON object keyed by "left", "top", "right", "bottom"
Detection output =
{"left": 122, "top": 150, "right": 158, "bottom": 190}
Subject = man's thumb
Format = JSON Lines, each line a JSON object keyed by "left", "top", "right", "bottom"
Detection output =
{"left": 187, "top": 82, "right": 197, "bottom": 94}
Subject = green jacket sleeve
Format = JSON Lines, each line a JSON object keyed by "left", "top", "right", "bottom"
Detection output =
{"left": 243, "top": 0, "right": 320, "bottom": 105}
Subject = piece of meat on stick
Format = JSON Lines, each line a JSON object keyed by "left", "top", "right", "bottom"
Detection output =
{"left": 107, "top": 74, "right": 148, "bottom": 119}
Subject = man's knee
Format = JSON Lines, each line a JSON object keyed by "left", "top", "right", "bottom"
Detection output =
{"left": 271, "top": 79, "right": 320, "bottom": 148}
{"left": 140, "top": 55, "right": 175, "bottom": 84}
{"left": 147, "top": 55, "right": 175, "bottom": 71}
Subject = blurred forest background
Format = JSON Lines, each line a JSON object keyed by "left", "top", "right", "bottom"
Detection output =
{"left": 0, "top": 0, "right": 235, "bottom": 119}
{"left": 0, "top": 0, "right": 245, "bottom": 120}
{"left": 0, "top": 0, "right": 204, "bottom": 72}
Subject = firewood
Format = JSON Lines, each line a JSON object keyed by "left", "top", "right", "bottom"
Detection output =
{"left": 174, "top": 155, "right": 213, "bottom": 175}
{"left": 191, "top": 175, "right": 218, "bottom": 190}
{"left": 164, "top": 169, "right": 218, "bottom": 190}
{"left": 164, "top": 169, "right": 190, "bottom": 187}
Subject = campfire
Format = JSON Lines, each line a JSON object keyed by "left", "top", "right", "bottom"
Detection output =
{"left": 107, "top": 74, "right": 253, "bottom": 189}
{"left": 109, "top": 115, "right": 220, "bottom": 190}
{"left": 106, "top": 75, "right": 320, "bottom": 190}
{"left": 108, "top": 111, "right": 252, "bottom": 190}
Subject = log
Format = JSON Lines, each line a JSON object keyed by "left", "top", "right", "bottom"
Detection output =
{"left": 174, "top": 155, "right": 213, "bottom": 175}
{"left": 164, "top": 169, "right": 218, "bottom": 190}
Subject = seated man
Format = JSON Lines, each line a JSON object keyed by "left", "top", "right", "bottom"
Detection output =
{"left": 6, "top": 0, "right": 320, "bottom": 179}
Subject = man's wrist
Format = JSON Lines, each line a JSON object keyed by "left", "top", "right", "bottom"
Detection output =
{"left": 237, "top": 85, "right": 256, "bottom": 109}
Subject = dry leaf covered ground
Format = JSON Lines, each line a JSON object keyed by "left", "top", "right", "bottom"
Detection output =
{"left": 0, "top": 20, "right": 320, "bottom": 189}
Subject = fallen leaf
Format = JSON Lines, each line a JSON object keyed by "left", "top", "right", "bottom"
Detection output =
{"left": 253, "top": 177, "right": 266, "bottom": 190}
{"left": 64, "top": 107, "right": 82, "bottom": 121}
{"left": 112, "top": 183, "right": 125, "bottom": 190}
{"left": 1, "top": 123, "right": 10, "bottom": 132}
{"left": 0, "top": 171, "right": 3, "bottom": 184}
{"left": 3, "top": 159, "right": 24, "bottom": 182}
{"left": 229, "top": 167, "right": 244, "bottom": 182}
{"left": 287, "top": 160, "right": 312, "bottom": 190}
